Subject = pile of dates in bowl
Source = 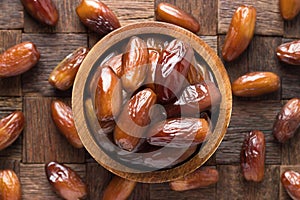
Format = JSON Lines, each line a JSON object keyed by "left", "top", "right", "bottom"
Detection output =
{"left": 80, "top": 32, "right": 223, "bottom": 173}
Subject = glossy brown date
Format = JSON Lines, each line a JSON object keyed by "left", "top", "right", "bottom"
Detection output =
{"left": 122, "top": 36, "right": 149, "bottom": 93}
{"left": 232, "top": 72, "right": 280, "bottom": 97}
{"left": 273, "top": 98, "right": 300, "bottom": 143}
{"left": 277, "top": 40, "right": 300, "bottom": 65}
{"left": 0, "top": 170, "right": 21, "bottom": 200}
{"left": 21, "top": 0, "right": 59, "bottom": 26}
{"left": 46, "top": 161, "right": 87, "bottom": 200}
{"left": 147, "top": 117, "right": 210, "bottom": 148}
{"left": 0, "top": 41, "right": 40, "bottom": 78}
{"left": 240, "top": 130, "right": 265, "bottom": 182}
{"left": 169, "top": 167, "right": 219, "bottom": 191}
{"left": 222, "top": 5, "right": 256, "bottom": 62}
{"left": 164, "top": 81, "right": 221, "bottom": 118}
{"left": 95, "top": 66, "right": 122, "bottom": 134}
{"left": 49, "top": 47, "right": 89, "bottom": 90}
{"left": 0, "top": 111, "right": 25, "bottom": 151}
{"left": 51, "top": 100, "right": 83, "bottom": 148}
{"left": 156, "top": 2, "right": 200, "bottom": 33}
{"left": 114, "top": 88, "right": 157, "bottom": 152}
{"left": 76, "top": 0, "right": 121, "bottom": 35}
{"left": 280, "top": 0, "right": 300, "bottom": 20}
{"left": 105, "top": 53, "right": 123, "bottom": 78}
{"left": 102, "top": 176, "right": 136, "bottom": 200}
{"left": 155, "top": 39, "right": 194, "bottom": 104}
{"left": 281, "top": 170, "right": 300, "bottom": 200}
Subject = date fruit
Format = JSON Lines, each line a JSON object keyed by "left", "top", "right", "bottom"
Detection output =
{"left": 232, "top": 71, "right": 280, "bottom": 97}
{"left": 76, "top": 0, "right": 121, "bottom": 35}
{"left": 187, "top": 60, "right": 204, "bottom": 85}
{"left": 0, "top": 41, "right": 40, "bottom": 78}
{"left": 122, "top": 36, "right": 149, "bottom": 93}
{"left": 105, "top": 53, "right": 123, "bottom": 78}
{"left": 51, "top": 100, "right": 83, "bottom": 148}
{"left": 45, "top": 161, "right": 87, "bottom": 200}
{"left": 95, "top": 66, "right": 122, "bottom": 133}
{"left": 49, "top": 47, "right": 89, "bottom": 90}
{"left": 155, "top": 39, "right": 194, "bottom": 104}
{"left": 156, "top": 2, "right": 200, "bottom": 33}
{"left": 222, "top": 5, "right": 256, "bottom": 62}
{"left": 273, "top": 98, "right": 300, "bottom": 143}
{"left": 21, "top": 0, "right": 59, "bottom": 26}
{"left": 102, "top": 176, "right": 136, "bottom": 200}
{"left": 114, "top": 88, "right": 157, "bottom": 151}
{"left": 170, "top": 167, "right": 219, "bottom": 191}
{"left": 277, "top": 40, "right": 300, "bottom": 65}
{"left": 280, "top": 0, "right": 300, "bottom": 20}
{"left": 147, "top": 117, "right": 210, "bottom": 148}
{"left": 0, "top": 111, "right": 25, "bottom": 151}
{"left": 240, "top": 130, "right": 265, "bottom": 182}
{"left": 164, "top": 81, "right": 221, "bottom": 118}
{"left": 145, "top": 48, "right": 160, "bottom": 90}
{"left": 281, "top": 170, "right": 300, "bottom": 200}
{"left": 0, "top": 169, "right": 21, "bottom": 200}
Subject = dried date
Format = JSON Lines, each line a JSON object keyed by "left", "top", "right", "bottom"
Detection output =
{"left": 0, "top": 170, "right": 21, "bottom": 200}
{"left": 51, "top": 100, "right": 83, "bottom": 148}
{"left": 45, "top": 161, "right": 87, "bottom": 200}
{"left": 122, "top": 36, "right": 149, "bottom": 93}
{"left": 0, "top": 111, "right": 25, "bottom": 151}
{"left": 240, "top": 130, "right": 265, "bottom": 182}
{"left": 277, "top": 40, "right": 300, "bottom": 65}
{"left": 76, "top": 0, "right": 121, "bottom": 35}
{"left": 155, "top": 39, "right": 194, "bottom": 104}
{"left": 147, "top": 117, "right": 210, "bottom": 148}
{"left": 281, "top": 170, "right": 300, "bottom": 200}
{"left": 222, "top": 5, "right": 256, "bottom": 62}
{"left": 0, "top": 42, "right": 40, "bottom": 78}
{"left": 49, "top": 47, "right": 89, "bottom": 90}
{"left": 21, "top": 0, "right": 59, "bottom": 26}
{"left": 169, "top": 167, "right": 219, "bottom": 191}
{"left": 273, "top": 98, "right": 300, "bottom": 143}
{"left": 102, "top": 176, "right": 136, "bottom": 200}
{"left": 114, "top": 88, "right": 157, "bottom": 152}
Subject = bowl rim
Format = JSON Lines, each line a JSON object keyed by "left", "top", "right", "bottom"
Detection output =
{"left": 72, "top": 21, "right": 232, "bottom": 183}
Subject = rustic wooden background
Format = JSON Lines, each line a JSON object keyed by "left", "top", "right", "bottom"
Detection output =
{"left": 0, "top": 0, "right": 299, "bottom": 199}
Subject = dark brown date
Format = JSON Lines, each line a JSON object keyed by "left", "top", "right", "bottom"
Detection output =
{"left": 122, "top": 36, "right": 149, "bottom": 93}
{"left": 76, "top": 0, "right": 121, "bottom": 35}
{"left": 147, "top": 117, "right": 210, "bottom": 148}
{"left": 114, "top": 88, "right": 157, "bottom": 152}
{"left": 281, "top": 170, "right": 300, "bottom": 200}
{"left": 277, "top": 40, "right": 300, "bottom": 65}
{"left": 0, "top": 111, "right": 25, "bottom": 151}
{"left": 102, "top": 176, "right": 136, "bottom": 200}
{"left": 51, "top": 100, "right": 83, "bottom": 148}
{"left": 45, "top": 161, "right": 87, "bottom": 200}
{"left": 0, "top": 41, "right": 40, "bottom": 78}
{"left": 0, "top": 169, "right": 21, "bottom": 200}
{"left": 156, "top": 2, "right": 200, "bottom": 33}
{"left": 155, "top": 39, "right": 194, "bottom": 104}
{"left": 49, "top": 47, "right": 89, "bottom": 90}
{"left": 95, "top": 66, "right": 122, "bottom": 134}
{"left": 164, "top": 81, "right": 221, "bottom": 118}
{"left": 21, "top": 0, "right": 59, "bottom": 26}
{"left": 169, "top": 167, "right": 219, "bottom": 191}
{"left": 240, "top": 130, "right": 265, "bottom": 182}
{"left": 273, "top": 98, "right": 300, "bottom": 143}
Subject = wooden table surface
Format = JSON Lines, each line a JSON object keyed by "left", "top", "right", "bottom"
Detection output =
{"left": 0, "top": 0, "right": 300, "bottom": 199}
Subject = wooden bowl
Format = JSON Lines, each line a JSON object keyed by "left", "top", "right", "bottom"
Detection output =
{"left": 72, "top": 21, "right": 232, "bottom": 183}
